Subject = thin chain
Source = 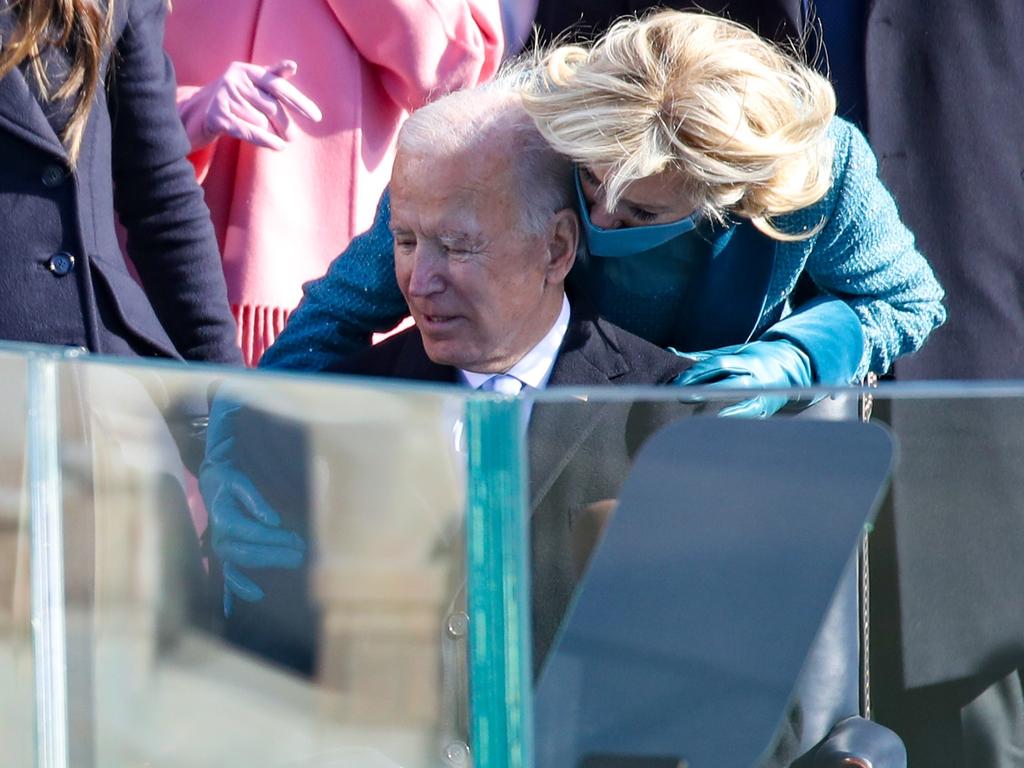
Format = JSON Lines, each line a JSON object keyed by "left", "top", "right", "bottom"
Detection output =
{"left": 859, "top": 371, "right": 878, "bottom": 719}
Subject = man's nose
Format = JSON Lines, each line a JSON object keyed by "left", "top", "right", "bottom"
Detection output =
{"left": 589, "top": 200, "right": 625, "bottom": 230}
{"left": 407, "top": 250, "right": 445, "bottom": 297}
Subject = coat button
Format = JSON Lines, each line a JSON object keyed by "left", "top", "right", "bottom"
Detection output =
{"left": 446, "top": 612, "right": 469, "bottom": 639}
{"left": 41, "top": 164, "right": 66, "bottom": 188}
{"left": 47, "top": 252, "right": 75, "bottom": 276}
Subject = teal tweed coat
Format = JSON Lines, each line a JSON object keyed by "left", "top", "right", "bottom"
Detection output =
{"left": 260, "top": 118, "right": 944, "bottom": 381}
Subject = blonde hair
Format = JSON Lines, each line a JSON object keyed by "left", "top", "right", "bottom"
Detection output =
{"left": 522, "top": 10, "right": 836, "bottom": 240}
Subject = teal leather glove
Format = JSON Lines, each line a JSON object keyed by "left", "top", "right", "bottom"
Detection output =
{"left": 199, "top": 395, "right": 306, "bottom": 617}
{"left": 673, "top": 296, "right": 866, "bottom": 418}
{"left": 673, "top": 339, "right": 814, "bottom": 418}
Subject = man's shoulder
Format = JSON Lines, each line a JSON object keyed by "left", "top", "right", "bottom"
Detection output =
{"left": 325, "top": 326, "right": 450, "bottom": 383}
{"left": 564, "top": 309, "right": 693, "bottom": 386}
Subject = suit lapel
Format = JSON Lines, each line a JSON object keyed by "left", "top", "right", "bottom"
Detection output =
{"left": 527, "top": 313, "right": 626, "bottom": 512}
{"left": 0, "top": 12, "right": 70, "bottom": 159}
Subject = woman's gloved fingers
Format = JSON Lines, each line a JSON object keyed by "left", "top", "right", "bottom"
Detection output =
{"left": 224, "top": 562, "right": 265, "bottom": 601}
{"left": 718, "top": 396, "right": 770, "bottom": 419}
{"left": 216, "top": 540, "right": 306, "bottom": 570}
{"left": 674, "top": 362, "right": 753, "bottom": 386}
{"left": 219, "top": 111, "right": 288, "bottom": 151}
{"left": 257, "top": 68, "right": 323, "bottom": 123}
{"left": 219, "top": 471, "right": 281, "bottom": 527}
{"left": 697, "top": 374, "right": 761, "bottom": 390}
{"left": 223, "top": 563, "right": 266, "bottom": 618}
{"left": 718, "top": 393, "right": 789, "bottom": 419}
{"left": 236, "top": 79, "right": 294, "bottom": 140}
{"left": 211, "top": 507, "right": 304, "bottom": 550}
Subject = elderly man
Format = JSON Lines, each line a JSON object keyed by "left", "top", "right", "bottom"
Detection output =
{"left": 320, "top": 78, "right": 698, "bottom": 668}
{"left": 201, "top": 75, "right": 696, "bottom": 671}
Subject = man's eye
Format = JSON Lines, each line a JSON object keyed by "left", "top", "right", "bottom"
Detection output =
{"left": 394, "top": 238, "right": 415, "bottom": 250}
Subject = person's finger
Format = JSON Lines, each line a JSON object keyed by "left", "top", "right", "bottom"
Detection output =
{"left": 674, "top": 362, "right": 751, "bottom": 386}
{"left": 225, "top": 475, "right": 284, "bottom": 528}
{"left": 257, "top": 71, "right": 323, "bottom": 122}
{"left": 236, "top": 77, "right": 294, "bottom": 140}
{"left": 217, "top": 541, "right": 306, "bottom": 570}
{"left": 698, "top": 375, "right": 759, "bottom": 390}
{"left": 220, "top": 101, "right": 289, "bottom": 150}
{"left": 718, "top": 397, "right": 768, "bottom": 419}
{"left": 224, "top": 563, "right": 265, "bottom": 604}
{"left": 220, "top": 116, "right": 288, "bottom": 151}
{"left": 212, "top": 511, "right": 305, "bottom": 551}
{"left": 267, "top": 59, "right": 298, "bottom": 77}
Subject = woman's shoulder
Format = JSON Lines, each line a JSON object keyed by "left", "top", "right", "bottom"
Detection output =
{"left": 825, "top": 116, "right": 878, "bottom": 191}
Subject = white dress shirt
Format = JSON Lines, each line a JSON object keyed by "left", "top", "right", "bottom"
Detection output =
{"left": 459, "top": 293, "right": 570, "bottom": 394}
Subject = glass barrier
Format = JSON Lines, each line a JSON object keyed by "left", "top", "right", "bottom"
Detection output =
{"left": 25, "top": 349, "right": 529, "bottom": 768}
{"left": 0, "top": 351, "right": 32, "bottom": 767}
{"left": 7, "top": 339, "right": 1024, "bottom": 768}
{"left": 519, "top": 384, "right": 1024, "bottom": 768}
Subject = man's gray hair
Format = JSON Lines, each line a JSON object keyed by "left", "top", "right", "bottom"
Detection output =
{"left": 397, "top": 63, "right": 573, "bottom": 235}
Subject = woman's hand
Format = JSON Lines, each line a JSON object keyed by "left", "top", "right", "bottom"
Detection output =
{"left": 672, "top": 340, "right": 814, "bottom": 418}
{"left": 199, "top": 395, "right": 307, "bottom": 617}
{"left": 179, "top": 60, "right": 323, "bottom": 152}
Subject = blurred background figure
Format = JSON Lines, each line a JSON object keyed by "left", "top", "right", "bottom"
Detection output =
{"left": 165, "top": 0, "right": 504, "bottom": 365}
{"left": 530, "top": 0, "right": 805, "bottom": 46}
{"left": 499, "top": 0, "right": 539, "bottom": 57}
{"left": 810, "top": 2, "right": 1024, "bottom": 766}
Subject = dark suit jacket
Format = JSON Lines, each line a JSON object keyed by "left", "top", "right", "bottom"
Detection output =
{"left": 813, "top": 4, "right": 1024, "bottom": 760}
{"left": 851, "top": 0, "right": 1024, "bottom": 688}
{"left": 0, "top": 0, "right": 240, "bottom": 361}
{"left": 532, "top": 0, "right": 805, "bottom": 45}
{"left": 330, "top": 306, "right": 696, "bottom": 670}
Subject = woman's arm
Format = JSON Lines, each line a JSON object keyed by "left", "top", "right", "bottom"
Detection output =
{"left": 258, "top": 190, "right": 408, "bottom": 371}
{"left": 799, "top": 119, "right": 946, "bottom": 378}
{"left": 111, "top": 0, "right": 242, "bottom": 364}
{"left": 322, "top": 0, "right": 503, "bottom": 111}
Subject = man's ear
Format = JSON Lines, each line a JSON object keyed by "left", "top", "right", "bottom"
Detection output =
{"left": 544, "top": 207, "right": 579, "bottom": 284}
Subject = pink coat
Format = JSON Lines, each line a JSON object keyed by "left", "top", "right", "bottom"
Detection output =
{"left": 165, "top": 0, "right": 503, "bottom": 364}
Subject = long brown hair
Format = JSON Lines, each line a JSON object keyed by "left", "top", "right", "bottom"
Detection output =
{"left": 0, "top": 0, "right": 115, "bottom": 165}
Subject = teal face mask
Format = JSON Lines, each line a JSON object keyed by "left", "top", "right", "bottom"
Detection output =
{"left": 574, "top": 166, "right": 700, "bottom": 258}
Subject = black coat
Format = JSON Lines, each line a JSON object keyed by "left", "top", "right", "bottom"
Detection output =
{"left": 0, "top": 0, "right": 240, "bottom": 362}
{"left": 865, "top": 0, "right": 1024, "bottom": 381}
{"left": 822, "top": 2, "right": 1024, "bottom": 763}
{"left": 331, "top": 306, "right": 696, "bottom": 670}
{"left": 532, "top": 0, "right": 805, "bottom": 45}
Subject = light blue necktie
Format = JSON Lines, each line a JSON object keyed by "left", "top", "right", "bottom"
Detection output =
{"left": 478, "top": 373, "right": 525, "bottom": 396}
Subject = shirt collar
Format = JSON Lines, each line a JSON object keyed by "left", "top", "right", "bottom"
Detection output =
{"left": 460, "top": 293, "right": 570, "bottom": 391}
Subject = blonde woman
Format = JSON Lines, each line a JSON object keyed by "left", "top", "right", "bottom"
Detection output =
{"left": 0, "top": 0, "right": 240, "bottom": 362}
{"left": 519, "top": 9, "right": 945, "bottom": 414}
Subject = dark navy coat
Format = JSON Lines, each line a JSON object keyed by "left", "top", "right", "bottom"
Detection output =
{"left": 531, "top": 0, "right": 805, "bottom": 45}
{"left": 0, "top": 0, "right": 241, "bottom": 362}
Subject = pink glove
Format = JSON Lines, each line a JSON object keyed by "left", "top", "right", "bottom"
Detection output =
{"left": 178, "top": 59, "right": 323, "bottom": 152}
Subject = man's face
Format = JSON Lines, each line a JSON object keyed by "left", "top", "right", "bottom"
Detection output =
{"left": 391, "top": 146, "right": 561, "bottom": 373}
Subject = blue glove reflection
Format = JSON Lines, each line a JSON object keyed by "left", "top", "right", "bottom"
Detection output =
{"left": 672, "top": 339, "right": 813, "bottom": 418}
{"left": 199, "top": 397, "right": 306, "bottom": 617}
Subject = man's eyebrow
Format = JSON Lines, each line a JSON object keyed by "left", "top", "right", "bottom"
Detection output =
{"left": 438, "top": 231, "right": 484, "bottom": 245}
